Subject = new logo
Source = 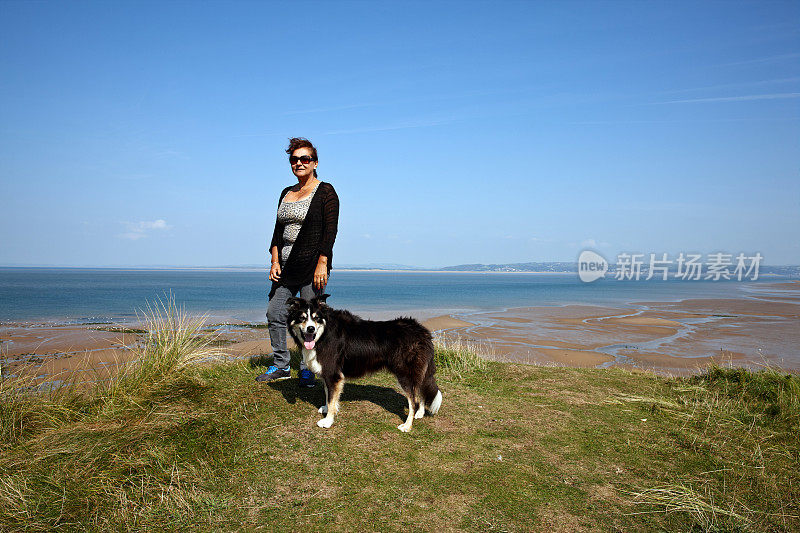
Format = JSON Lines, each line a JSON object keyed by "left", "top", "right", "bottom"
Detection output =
{"left": 578, "top": 250, "right": 608, "bottom": 283}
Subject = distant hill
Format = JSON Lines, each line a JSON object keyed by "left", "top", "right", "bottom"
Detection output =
{"left": 335, "top": 263, "right": 429, "bottom": 271}
{"left": 437, "top": 262, "right": 800, "bottom": 277}
{"left": 440, "top": 262, "right": 577, "bottom": 272}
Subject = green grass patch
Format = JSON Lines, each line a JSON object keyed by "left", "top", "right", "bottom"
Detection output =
{"left": 432, "top": 332, "right": 489, "bottom": 379}
{"left": 0, "top": 312, "right": 797, "bottom": 531}
{"left": 692, "top": 364, "right": 800, "bottom": 430}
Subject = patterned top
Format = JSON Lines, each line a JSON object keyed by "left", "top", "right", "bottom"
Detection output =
{"left": 269, "top": 181, "right": 338, "bottom": 294}
{"left": 276, "top": 183, "right": 320, "bottom": 264}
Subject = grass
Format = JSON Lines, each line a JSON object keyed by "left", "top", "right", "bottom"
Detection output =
{"left": 1, "top": 297, "right": 222, "bottom": 446}
{"left": 88, "top": 298, "right": 224, "bottom": 416}
{"left": 615, "top": 364, "right": 800, "bottom": 531}
{"left": 432, "top": 331, "right": 489, "bottom": 379}
{"left": 0, "top": 310, "right": 797, "bottom": 532}
{"left": 693, "top": 364, "right": 800, "bottom": 430}
{"left": 626, "top": 483, "right": 748, "bottom": 531}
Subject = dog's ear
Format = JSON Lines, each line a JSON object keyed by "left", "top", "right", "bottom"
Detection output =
{"left": 312, "top": 293, "right": 330, "bottom": 306}
{"left": 286, "top": 296, "right": 306, "bottom": 309}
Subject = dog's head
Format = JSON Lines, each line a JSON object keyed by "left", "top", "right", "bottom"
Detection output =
{"left": 286, "top": 294, "right": 330, "bottom": 350}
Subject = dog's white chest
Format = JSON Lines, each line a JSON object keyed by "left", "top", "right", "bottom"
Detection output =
{"left": 302, "top": 348, "right": 323, "bottom": 375}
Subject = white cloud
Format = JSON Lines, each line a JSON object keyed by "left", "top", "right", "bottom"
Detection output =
{"left": 118, "top": 219, "right": 171, "bottom": 240}
{"left": 139, "top": 219, "right": 168, "bottom": 230}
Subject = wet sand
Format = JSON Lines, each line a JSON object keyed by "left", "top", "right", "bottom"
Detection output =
{"left": 0, "top": 325, "right": 142, "bottom": 385}
{"left": 2, "top": 282, "right": 798, "bottom": 382}
{"left": 446, "top": 287, "right": 800, "bottom": 374}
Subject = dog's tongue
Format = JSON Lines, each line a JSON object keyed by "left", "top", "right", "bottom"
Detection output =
{"left": 303, "top": 333, "right": 315, "bottom": 350}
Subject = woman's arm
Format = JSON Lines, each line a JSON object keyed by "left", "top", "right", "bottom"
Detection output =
{"left": 269, "top": 212, "right": 283, "bottom": 283}
{"left": 313, "top": 185, "right": 339, "bottom": 289}
{"left": 269, "top": 187, "right": 291, "bottom": 282}
{"left": 270, "top": 187, "right": 290, "bottom": 251}
{"left": 319, "top": 185, "right": 339, "bottom": 261}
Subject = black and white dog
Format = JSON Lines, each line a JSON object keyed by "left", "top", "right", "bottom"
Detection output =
{"left": 286, "top": 294, "right": 442, "bottom": 432}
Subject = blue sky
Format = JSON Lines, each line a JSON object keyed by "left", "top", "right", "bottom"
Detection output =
{"left": 1, "top": 1, "right": 798, "bottom": 268}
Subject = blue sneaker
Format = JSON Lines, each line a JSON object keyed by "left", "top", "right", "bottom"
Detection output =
{"left": 298, "top": 368, "right": 316, "bottom": 388}
{"left": 255, "top": 365, "right": 291, "bottom": 382}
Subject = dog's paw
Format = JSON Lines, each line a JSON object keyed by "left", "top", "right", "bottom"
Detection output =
{"left": 318, "top": 405, "right": 328, "bottom": 415}
{"left": 317, "top": 417, "right": 334, "bottom": 429}
{"left": 414, "top": 406, "right": 425, "bottom": 419}
{"left": 397, "top": 423, "right": 412, "bottom": 433}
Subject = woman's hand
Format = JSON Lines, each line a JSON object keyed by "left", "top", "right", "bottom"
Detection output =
{"left": 313, "top": 261, "right": 328, "bottom": 290}
{"left": 269, "top": 262, "right": 281, "bottom": 282}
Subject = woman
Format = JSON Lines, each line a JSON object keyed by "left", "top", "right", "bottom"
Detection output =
{"left": 256, "top": 138, "right": 339, "bottom": 386}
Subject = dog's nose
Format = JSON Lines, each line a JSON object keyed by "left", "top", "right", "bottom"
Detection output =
{"left": 306, "top": 326, "right": 315, "bottom": 334}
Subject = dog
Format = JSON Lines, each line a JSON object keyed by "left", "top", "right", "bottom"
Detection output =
{"left": 286, "top": 294, "right": 442, "bottom": 432}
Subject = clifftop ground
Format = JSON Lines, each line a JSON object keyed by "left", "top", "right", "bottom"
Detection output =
{"left": 2, "top": 352, "right": 798, "bottom": 531}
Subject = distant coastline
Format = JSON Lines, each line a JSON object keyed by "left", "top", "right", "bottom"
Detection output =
{"left": 334, "top": 269, "right": 573, "bottom": 274}
{"left": 3, "top": 263, "right": 798, "bottom": 276}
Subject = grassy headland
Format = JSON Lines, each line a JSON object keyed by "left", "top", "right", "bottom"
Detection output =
{"left": 0, "top": 309, "right": 797, "bottom": 531}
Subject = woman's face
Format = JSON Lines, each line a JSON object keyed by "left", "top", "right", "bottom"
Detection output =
{"left": 290, "top": 147, "right": 317, "bottom": 180}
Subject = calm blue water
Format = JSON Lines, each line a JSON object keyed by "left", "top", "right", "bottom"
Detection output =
{"left": 0, "top": 268, "right": 792, "bottom": 325}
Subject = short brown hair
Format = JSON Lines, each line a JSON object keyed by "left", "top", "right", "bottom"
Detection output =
{"left": 286, "top": 138, "right": 317, "bottom": 160}
{"left": 286, "top": 138, "right": 318, "bottom": 177}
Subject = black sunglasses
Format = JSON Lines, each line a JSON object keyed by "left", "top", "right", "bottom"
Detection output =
{"left": 289, "top": 155, "right": 315, "bottom": 165}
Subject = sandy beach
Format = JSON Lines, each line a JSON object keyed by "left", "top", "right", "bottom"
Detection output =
{"left": 2, "top": 281, "right": 798, "bottom": 382}
{"left": 439, "top": 281, "right": 800, "bottom": 374}
{"left": 0, "top": 315, "right": 479, "bottom": 384}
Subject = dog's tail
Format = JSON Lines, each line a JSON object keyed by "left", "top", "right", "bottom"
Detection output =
{"left": 421, "top": 360, "right": 442, "bottom": 415}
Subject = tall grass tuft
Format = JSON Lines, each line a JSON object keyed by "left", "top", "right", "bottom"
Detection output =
{"left": 0, "top": 341, "right": 88, "bottom": 448}
{"left": 1, "top": 298, "right": 222, "bottom": 443}
{"left": 0, "top": 370, "right": 84, "bottom": 448}
{"left": 432, "top": 332, "right": 489, "bottom": 379}
{"left": 93, "top": 296, "right": 223, "bottom": 414}
{"left": 618, "top": 364, "right": 800, "bottom": 530}
{"left": 0, "top": 300, "right": 225, "bottom": 529}
{"left": 692, "top": 363, "right": 800, "bottom": 430}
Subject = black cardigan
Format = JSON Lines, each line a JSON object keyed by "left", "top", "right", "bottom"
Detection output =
{"left": 269, "top": 181, "right": 339, "bottom": 293}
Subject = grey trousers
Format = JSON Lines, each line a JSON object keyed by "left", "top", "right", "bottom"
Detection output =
{"left": 266, "top": 282, "right": 321, "bottom": 370}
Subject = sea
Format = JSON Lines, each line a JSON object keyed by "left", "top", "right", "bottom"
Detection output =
{"left": 0, "top": 267, "right": 795, "bottom": 325}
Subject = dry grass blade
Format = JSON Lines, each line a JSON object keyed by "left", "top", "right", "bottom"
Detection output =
{"left": 626, "top": 483, "right": 750, "bottom": 531}
{"left": 613, "top": 394, "right": 694, "bottom": 419}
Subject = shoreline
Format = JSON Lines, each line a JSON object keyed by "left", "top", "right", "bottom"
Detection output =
{"left": 2, "top": 281, "right": 798, "bottom": 381}
{"left": 4, "top": 266, "right": 794, "bottom": 277}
